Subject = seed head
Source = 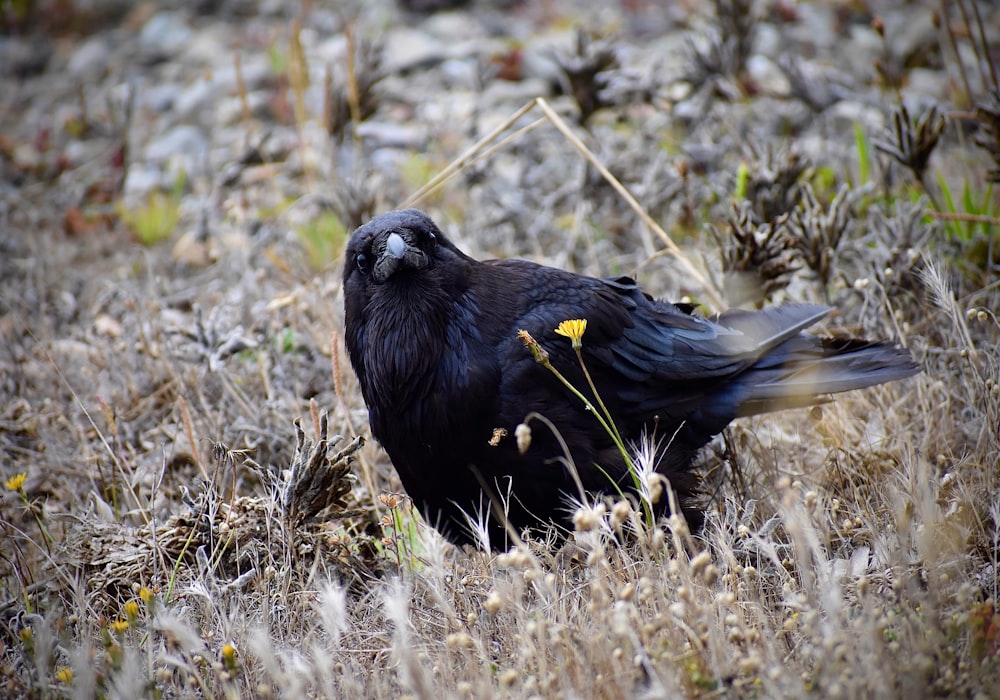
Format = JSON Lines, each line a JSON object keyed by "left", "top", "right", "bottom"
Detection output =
{"left": 515, "top": 423, "right": 532, "bottom": 454}
{"left": 517, "top": 329, "right": 549, "bottom": 364}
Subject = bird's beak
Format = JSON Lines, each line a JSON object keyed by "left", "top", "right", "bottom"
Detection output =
{"left": 385, "top": 232, "right": 407, "bottom": 260}
{"left": 372, "top": 231, "right": 429, "bottom": 283}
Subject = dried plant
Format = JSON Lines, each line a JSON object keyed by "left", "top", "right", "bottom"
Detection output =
{"left": 710, "top": 202, "right": 798, "bottom": 307}
{"left": 713, "top": 0, "right": 756, "bottom": 72}
{"left": 779, "top": 57, "right": 843, "bottom": 113}
{"left": 865, "top": 199, "right": 934, "bottom": 298}
{"left": 327, "top": 173, "right": 379, "bottom": 230}
{"left": 973, "top": 88, "right": 1000, "bottom": 183}
{"left": 51, "top": 422, "right": 374, "bottom": 622}
{"left": 325, "top": 33, "right": 384, "bottom": 141}
{"left": 552, "top": 29, "right": 620, "bottom": 125}
{"left": 743, "top": 146, "right": 810, "bottom": 224}
{"left": 787, "top": 184, "right": 856, "bottom": 302}
{"left": 685, "top": 0, "right": 756, "bottom": 93}
{"left": 281, "top": 413, "right": 361, "bottom": 526}
{"left": 2, "top": 3, "right": 999, "bottom": 698}
{"left": 937, "top": 0, "right": 999, "bottom": 110}
{"left": 874, "top": 103, "right": 945, "bottom": 188}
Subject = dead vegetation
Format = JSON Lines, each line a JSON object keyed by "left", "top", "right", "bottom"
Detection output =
{"left": 1, "top": 0, "right": 999, "bottom": 697}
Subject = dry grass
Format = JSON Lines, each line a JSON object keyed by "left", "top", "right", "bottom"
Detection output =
{"left": 2, "top": 3, "right": 999, "bottom": 697}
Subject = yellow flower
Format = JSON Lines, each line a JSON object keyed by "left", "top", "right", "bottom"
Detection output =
{"left": 5, "top": 472, "right": 27, "bottom": 492}
{"left": 56, "top": 667, "right": 74, "bottom": 683}
{"left": 554, "top": 319, "right": 587, "bottom": 350}
{"left": 222, "top": 643, "right": 237, "bottom": 670}
{"left": 139, "top": 587, "right": 154, "bottom": 605}
{"left": 109, "top": 619, "right": 130, "bottom": 634}
{"left": 124, "top": 600, "right": 140, "bottom": 620}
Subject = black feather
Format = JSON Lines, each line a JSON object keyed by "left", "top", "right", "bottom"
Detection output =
{"left": 343, "top": 209, "right": 920, "bottom": 549}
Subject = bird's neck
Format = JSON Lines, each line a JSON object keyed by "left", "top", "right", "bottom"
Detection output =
{"left": 363, "top": 283, "right": 458, "bottom": 410}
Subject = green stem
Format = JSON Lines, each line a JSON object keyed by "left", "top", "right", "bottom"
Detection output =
{"left": 19, "top": 494, "right": 54, "bottom": 548}
{"left": 540, "top": 358, "right": 654, "bottom": 528}
{"left": 540, "top": 360, "right": 617, "bottom": 445}
{"left": 574, "top": 349, "right": 623, "bottom": 447}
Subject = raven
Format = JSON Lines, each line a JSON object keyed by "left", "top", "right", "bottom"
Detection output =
{"left": 343, "top": 209, "right": 919, "bottom": 548}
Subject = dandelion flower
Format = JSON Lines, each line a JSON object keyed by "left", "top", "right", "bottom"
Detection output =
{"left": 5, "top": 473, "right": 27, "bottom": 492}
{"left": 555, "top": 319, "right": 587, "bottom": 350}
{"left": 109, "top": 619, "right": 130, "bottom": 634}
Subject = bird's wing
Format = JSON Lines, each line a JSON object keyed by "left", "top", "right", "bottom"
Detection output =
{"left": 495, "top": 266, "right": 837, "bottom": 422}
{"left": 611, "top": 301, "right": 832, "bottom": 382}
{"left": 581, "top": 276, "right": 832, "bottom": 383}
{"left": 483, "top": 261, "right": 828, "bottom": 382}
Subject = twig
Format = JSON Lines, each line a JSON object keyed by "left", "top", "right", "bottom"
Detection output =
{"left": 402, "top": 100, "right": 537, "bottom": 208}
{"left": 403, "top": 98, "right": 724, "bottom": 309}
{"left": 403, "top": 116, "right": 547, "bottom": 208}
{"left": 533, "top": 97, "right": 723, "bottom": 308}
{"left": 927, "top": 210, "right": 1000, "bottom": 226}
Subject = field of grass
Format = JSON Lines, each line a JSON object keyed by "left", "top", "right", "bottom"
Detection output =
{"left": 1, "top": 1, "right": 998, "bottom": 697}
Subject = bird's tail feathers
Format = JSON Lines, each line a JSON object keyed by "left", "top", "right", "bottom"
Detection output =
{"left": 736, "top": 337, "right": 920, "bottom": 417}
{"left": 717, "top": 304, "right": 831, "bottom": 355}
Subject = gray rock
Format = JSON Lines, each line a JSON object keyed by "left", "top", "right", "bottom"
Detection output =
{"left": 439, "top": 57, "right": 479, "bottom": 88}
{"left": 173, "top": 78, "right": 216, "bottom": 122}
{"left": 356, "top": 121, "right": 427, "bottom": 149}
{"left": 747, "top": 55, "right": 791, "bottom": 97}
{"left": 68, "top": 36, "right": 112, "bottom": 81}
{"left": 123, "top": 164, "right": 163, "bottom": 200}
{"left": 140, "top": 12, "right": 193, "bottom": 59}
{"left": 903, "top": 68, "right": 949, "bottom": 101}
{"left": 381, "top": 27, "right": 448, "bottom": 73}
{"left": 146, "top": 125, "right": 208, "bottom": 163}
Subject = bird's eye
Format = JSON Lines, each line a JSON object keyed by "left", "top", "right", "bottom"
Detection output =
{"left": 355, "top": 252, "right": 369, "bottom": 271}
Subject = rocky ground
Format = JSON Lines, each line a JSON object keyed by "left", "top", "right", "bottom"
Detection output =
{"left": 1, "top": 0, "right": 999, "bottom": 697}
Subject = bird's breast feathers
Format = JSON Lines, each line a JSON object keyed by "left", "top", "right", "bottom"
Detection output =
{"left": 360, "top": 284, "right": 499, "bottom": 438}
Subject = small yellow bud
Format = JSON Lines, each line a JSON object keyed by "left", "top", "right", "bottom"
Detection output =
{"left": 109, "top": 619, "right": 130, "bottom": 634}
{"left": 446, "top": 632, "right": 473, "bottom": 649}
{"left": 610, "top": 500, "right": 631, "bottom": 526}
{"left": 484, "top": 591, "right": 503, "bottom": 614}
{"left": 572, "top": 504, "right": 605, "bottom": 532}
{"left": 221, "top": 643, "right": 237, "bottom": 671}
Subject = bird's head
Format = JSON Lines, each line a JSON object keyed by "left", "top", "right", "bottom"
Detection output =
{"left": 343, "top": 209, "right": 471, "bottom": 291}
{"left": 342, "top": 209, "right": 479, "bottom": 414}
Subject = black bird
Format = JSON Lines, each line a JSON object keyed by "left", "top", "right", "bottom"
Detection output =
{"left": 343, "top": 209, "right": 919, "bottom": 549}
